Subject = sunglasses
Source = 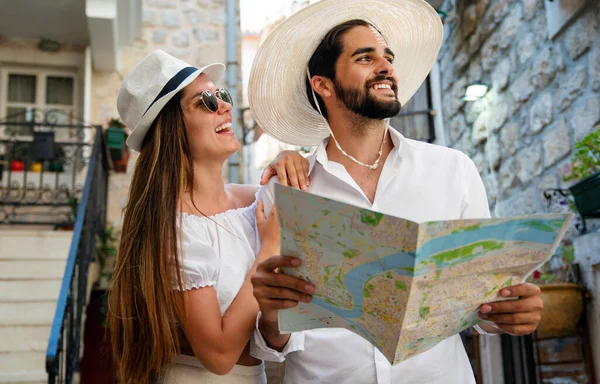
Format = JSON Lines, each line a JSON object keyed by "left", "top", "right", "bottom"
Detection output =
{"left": 185, "top": 88, "right": 233, "bottom": 112}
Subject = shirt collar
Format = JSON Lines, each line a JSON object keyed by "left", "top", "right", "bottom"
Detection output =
{"left": 305, "top": 125, "right": 416, "bottom": 175}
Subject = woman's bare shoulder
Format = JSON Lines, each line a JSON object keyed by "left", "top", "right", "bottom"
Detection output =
{"left": 225, "top": 184, "right": 259, "bottom": 208}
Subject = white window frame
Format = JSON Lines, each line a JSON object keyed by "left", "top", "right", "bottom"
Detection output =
{"left": 0, "top": 66, "right": 79, "bottom": 139}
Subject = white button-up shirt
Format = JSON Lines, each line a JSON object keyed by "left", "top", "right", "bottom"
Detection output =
{"left": 251, "top": 128, "right": 492, "bottom": 384}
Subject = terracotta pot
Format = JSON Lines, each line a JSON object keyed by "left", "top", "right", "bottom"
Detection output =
{"left": 113, "top": 149, "right": 129, "bottom": 173}
{"left": 536, "top": 283, "right": 583, "bottom": 339}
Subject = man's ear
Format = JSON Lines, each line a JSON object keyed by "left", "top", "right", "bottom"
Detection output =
{"left": 310, "top": 76, "right": 333, "bottom": 99}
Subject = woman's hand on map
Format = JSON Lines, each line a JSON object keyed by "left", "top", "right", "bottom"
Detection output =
{"left": 251, "top": 255, "right": 316, "bottom": 351}
{"left": 256, "top": 201, "right": 280, "bottom": 261}
{"left": 477, "top": 283, "right": 543, "bottom": 336}
{"left": 251, "top": 255, "right": 315, "bottom": 320}
{"left": 260, "top": 150, "right": 310, "bottom": 191}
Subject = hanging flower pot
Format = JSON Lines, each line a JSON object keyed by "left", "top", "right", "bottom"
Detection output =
{"left": 106, "top": 126, "right": 127, "bottom": 162}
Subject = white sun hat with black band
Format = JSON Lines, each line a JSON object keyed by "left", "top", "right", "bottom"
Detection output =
{"left": 248, "top": 0, "right": 443, "bottom": 147}
{"left": 118, "top": 49, "right": 225, "bottom": 152}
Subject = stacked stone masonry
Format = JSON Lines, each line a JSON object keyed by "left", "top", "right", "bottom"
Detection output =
{"left": 439, "top": 0, "right": 600, "bottom": 219}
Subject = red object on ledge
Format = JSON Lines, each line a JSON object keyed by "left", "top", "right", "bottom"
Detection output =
{"left": 10, "top": 160, "right": 25, "bottom": 171}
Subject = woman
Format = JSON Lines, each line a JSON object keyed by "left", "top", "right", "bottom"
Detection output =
{"left": 109, "top": 50, "right": 306, "bottom": 383}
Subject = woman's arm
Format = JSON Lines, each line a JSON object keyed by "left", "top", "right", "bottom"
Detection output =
{"left": 226, "top": 149, "right": 309, "bottom": 206}
{"left": 182, "top": 203, "right": 279, "bottom": 375}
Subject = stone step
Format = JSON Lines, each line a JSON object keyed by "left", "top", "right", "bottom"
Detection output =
{"left": 0, "top": 351, "right": 46, "bottom": 383}
{"left": 0, "top": 281, "right": 62, "bottom": 302}
{"left": 0, "top": 260, "right": 66, "bottom": 280}
{"left": 0, "top": 351, "right": 48, "bottom": 383}
{"left": 0, "top": 230, "right": 72, "bottom": 261}
{"left": 0, "top": 374, "right": 46, "bottom": 384}
{"left": 0, "top": 326, "right": 51, "bottom": 353}
{"left": 0, "top": 302, "right": 56, "bottom": 326}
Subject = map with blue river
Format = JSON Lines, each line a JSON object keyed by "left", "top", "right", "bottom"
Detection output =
{"left": 275, "top": 184, "right": 572, "bottom": 364}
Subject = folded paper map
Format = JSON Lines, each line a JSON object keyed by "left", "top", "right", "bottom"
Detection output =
{"left": 274, "top": 184, "right": 573, "bottom": 365}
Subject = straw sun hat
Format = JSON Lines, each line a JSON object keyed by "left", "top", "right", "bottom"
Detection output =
{"left": 248, "top": 0, "right": 443, "bottom": 146}
{"left": 118, "top": 49, "right": 225, "bottom": 152}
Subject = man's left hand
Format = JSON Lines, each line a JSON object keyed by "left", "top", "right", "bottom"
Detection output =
{"left": 477, "top": 283, "right": 543, "bottom": 336}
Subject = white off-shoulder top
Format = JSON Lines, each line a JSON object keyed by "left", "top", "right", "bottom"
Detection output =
{"left": 177, "top": 202, "right": 259, "bottom": 315}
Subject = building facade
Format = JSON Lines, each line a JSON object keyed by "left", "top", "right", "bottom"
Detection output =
{"left": 0, "top": 1, "right": 241, "bottom": 381}
{"left": 437, "top": 0, "right": 599, "bottom": 382}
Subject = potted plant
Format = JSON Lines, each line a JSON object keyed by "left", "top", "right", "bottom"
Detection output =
{"left": 105, "top": 118, "right": 128, "bottom": 162}
{"left": 96, "top": 224, "right": 119, "bottom": 270}
{"left": 564, "top": 127, "right": 600, "bottom": 216}
{"left": 96, "top": 224, "right": 120, "bottom": 290}
{"left": 30, "top": 161, "right": 43, "bottom": 172}
{"left": 55, "top": 190, "right": 78, "bottom": 230}
{"left": 10, "top": 142, "right": 30, "bottom": 172}
{"left": 96, "top": 224, "right": 119, "bottom": 326}
{"left": 48, "top": 144, "right": 66, "bottom": 173}
{"left": 530, "top": 240, "right": 584, "bottom": 339}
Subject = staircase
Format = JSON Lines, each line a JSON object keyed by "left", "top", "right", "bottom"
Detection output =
{"left": 0, "top": 229, "right": 72, "bottom": 383}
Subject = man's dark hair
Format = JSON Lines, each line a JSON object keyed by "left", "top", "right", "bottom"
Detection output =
{"left": 305, "top": 19, "right": 374, "bottom": 120}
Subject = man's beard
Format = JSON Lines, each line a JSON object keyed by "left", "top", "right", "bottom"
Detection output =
{"left": 334, "top": 76, "right": 402, "bottom": 120}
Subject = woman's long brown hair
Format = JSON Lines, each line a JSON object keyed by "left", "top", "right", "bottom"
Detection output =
{"left": 109, "top": 94, "right": 196, "bottom": 383}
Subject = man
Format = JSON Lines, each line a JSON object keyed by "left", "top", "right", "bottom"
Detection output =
{"left": 248, "top": 0, "right": 544, "bottom": 382}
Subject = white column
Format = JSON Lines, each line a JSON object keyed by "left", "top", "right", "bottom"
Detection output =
{"left": 479, "top": 335, "right": 505, "bottom": 384}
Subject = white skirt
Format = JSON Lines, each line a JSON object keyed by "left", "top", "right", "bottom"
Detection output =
{"left": 160, "top": 354, "right": 267, "bottom": 384}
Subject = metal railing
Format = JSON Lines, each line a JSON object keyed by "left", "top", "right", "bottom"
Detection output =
{"left": 0, "top": 109, "right": 94, "bottom": 226}
{"left": 45, "top": 126, "right": 109, "bottom": 383}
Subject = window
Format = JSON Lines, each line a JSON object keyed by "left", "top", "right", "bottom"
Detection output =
{"left": 389, "top": 77, "right": 436, "bottom": 143}
{"left": 389, "top": 63, "right": 446, "bottom": 146}
{"left": 0, "top": 67, "right": 77, "bottom": 138}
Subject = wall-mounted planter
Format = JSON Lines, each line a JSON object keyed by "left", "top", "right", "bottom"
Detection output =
{"left": 569, "top": 171, "right": 600, "bottom": 216}
{"left": 106, "top": 127, "right": 127, "bottom": 161}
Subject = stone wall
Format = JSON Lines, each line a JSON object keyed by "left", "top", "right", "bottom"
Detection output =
{"left": 439, "top": 0, "right": 600, "bottom": 218}
{"left": 438, "top": 0, "right": 600, "bottom": 380}
{"left": 142, "top": 0, "right": 228, "bottom": 69}
{"left": 92, "top": 0, "right": 234, "bottom": 128}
